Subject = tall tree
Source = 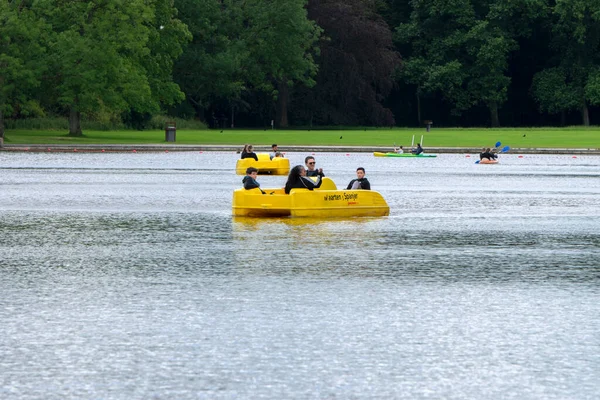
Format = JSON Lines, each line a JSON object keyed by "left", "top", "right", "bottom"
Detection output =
{"left": 533, "top": 0, "right": 600, "bottom": 125}
{"left": 292, "top": 0, "right": 401, "bottom": 126}
{"left": 396, "top": 0, "right": 545, "bottom": 127}
{"left": 36, "top": 0, "right": 189, "bottom": 135}
{"left": 174, "top": 0, "right": 320, "bottom": 128}
{"left": 0, "top": 1, "right": 46, "bottom": 144}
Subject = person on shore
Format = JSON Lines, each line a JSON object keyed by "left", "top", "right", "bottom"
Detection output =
{"left": 305, "top": 156, "right": 325, "bottom": 177}
{"left": 242, "top": 167, "right": 266, "bottom": 193}
{"left": 411, "top": 143, "right": 423, "bottom": 155}
{"left": 284, "top": 165, "right": 323, "bottom": 194}
{"left": 241, "top": 144, "right": 258, "bottom": 161}
{"left": 346, "top": 167, "right": 371, "bottom": 190}
{"left": 269, "top": 144, "right": 283, "bottom": 160}
{"left": 394, "top": 146, "right": 404, "bottom": 154}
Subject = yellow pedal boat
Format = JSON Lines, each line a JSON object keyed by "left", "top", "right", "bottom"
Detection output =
{"left": 235, "top": 153, "right": 290, "bottom": 175}
{"left": 232, "top": 178, "right": 390, "bottom": 218}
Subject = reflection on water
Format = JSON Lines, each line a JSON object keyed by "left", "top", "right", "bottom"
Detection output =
{"left": 1, "top": 152, "right": 599, "bottom": 399}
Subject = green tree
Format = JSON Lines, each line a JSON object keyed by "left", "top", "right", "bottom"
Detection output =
{"left": 0, "top": 1, "right": 46, "bottom": 143}
{"left": 174, "top": 0, "right": 320, "bottom": 128}
{"left": 396, "top": 0, "right": 545, "bottom": 127}
{"left": 36, "top": 0, "right": 189, "bottom": 135}
{"left": 533, "top": 0, "right": 600, "bottom": 126}
{"left": 173, "top": 0, "right": 248, "bottom": 121}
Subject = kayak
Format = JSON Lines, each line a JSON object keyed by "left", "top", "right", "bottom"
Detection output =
{"left": 232, "top": 178, "right": 389, "bottom": 218}
{"left": 477, "top": 159, "right": 499, "bottom": 164}
{"left": 373, "top": 152, "right": 437, "bottom": 158}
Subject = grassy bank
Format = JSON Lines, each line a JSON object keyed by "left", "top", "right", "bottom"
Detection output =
{"left": 3, "top": 127, "right": 600, "bottom": 148}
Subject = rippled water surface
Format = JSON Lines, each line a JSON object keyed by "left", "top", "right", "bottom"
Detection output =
{"left": 1, "top": 151, "right": 599, "bottom": 399}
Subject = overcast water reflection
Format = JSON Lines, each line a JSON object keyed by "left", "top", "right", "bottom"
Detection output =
{"left": 1, "top": 151, "right": 599, "bottom": 399}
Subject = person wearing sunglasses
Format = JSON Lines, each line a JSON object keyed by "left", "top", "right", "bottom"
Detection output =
{"left": 304, "top": 156, "right": 325, "bottom": 177}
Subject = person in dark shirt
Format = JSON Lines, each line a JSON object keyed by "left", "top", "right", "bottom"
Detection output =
{"left": 346, "top": 167, "right": 371, "bottom": 190}
{"left": 242, "top": 167, "right": 265, "bottom": 193}
{"left": 241, "top": 144, "right": 258, "bottom": 161}
{"left": 305, "top": 156, "right": 325, "bottom": 177}
{"left": 411, "top": 143, "right": 424, "bottom": 155}
{"left": 284, "top": 165, "right": 323, "bottom": 194}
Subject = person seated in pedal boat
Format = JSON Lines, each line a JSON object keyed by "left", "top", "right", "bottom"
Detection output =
{"left": 305, "top": 156, "right": 325, "bottom": 177}
{"left": 241, "top": 144, "right": 258, "bottom": 161}
{"left": 411, "top": 143, "right": 424, "bottom": 155}
{"left": 269, "top": 144, "right": 284, "bottom": 160}
{"left": 346, "top": 167, "right": 371, "bottom": 190}
{"left": 242, "top": 167, "right": 265, "bottom": 193}
{"left": 394, "top": 145, "right": 404, "bottom": 154}
{"left": 284, "top": 165, "right": 323, "bottom": 194}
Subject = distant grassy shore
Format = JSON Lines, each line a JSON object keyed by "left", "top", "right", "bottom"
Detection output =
{"left": 3, "top": 127, "right": 600, "bottom": 149}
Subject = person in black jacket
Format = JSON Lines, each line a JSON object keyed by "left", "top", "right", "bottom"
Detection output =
{"left": 242, "top": 167, "right": 265, "bottom": 193}
{"left": 411, "top": 143, "right": 424, "bottom": 155}
{"left": 346, "top": 167, "right": 371, "bottom": 190}
{"left": 305, "top": 156, "right": 325, "bottom": 177}
{"left": 284, "top": 165, "right": 323, "bottom": 194}
{"left": 241, "top": 144, "right": 258, "bottom": 161}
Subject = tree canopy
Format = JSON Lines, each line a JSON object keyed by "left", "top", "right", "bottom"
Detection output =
{"left": 3, "top": 0, "right": 600, "bottom": 132}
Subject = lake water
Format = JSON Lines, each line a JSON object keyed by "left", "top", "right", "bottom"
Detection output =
{"left": 1, "top": 151, "right": 599, "bottom": 399}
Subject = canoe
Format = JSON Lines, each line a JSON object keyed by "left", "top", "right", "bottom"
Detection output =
{"left": 477, "top": 159, "right": 499, "bottom": 164}
{"left": 373, "top": 152, "right": 437, "bottom": 158}
{"left": 236, "top": 153, "right": 290, "bottom": 175}
{"left": 232, "top": 178, "right": 389, "bottom": 218}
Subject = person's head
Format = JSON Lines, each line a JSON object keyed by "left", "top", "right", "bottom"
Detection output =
{"left": 486, "top": 148, "right": 491, "bottom": 152}
{"left": 247, "top": 145, "right": 253, "bottom": 152}
{"left": 287, "top": 165, "right": 306, "bottom": 182}
{"left": 305, "top": 156, "right": 316, "bottom": 170}
{"left": 272, "top": 144, "right": 278, "bottom": 151}
{"left": 246, "top": 167, "right": 258, "bottom": 177}
{"left": 417, "top": 143, "right": 421, "bottom": 147}
{"left": 400, "top": 146, "right": 403, "bottom": 149}
{"left": 274, "top": 151, "right": 282, "bottom": 157}
{"left": 356, "top": 167, "right": 365, "bottom": 179}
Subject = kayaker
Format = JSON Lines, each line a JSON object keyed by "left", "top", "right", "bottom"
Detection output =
{"left": 411, "top": 143, "right": 423, "bottom": 155}
{"left": 285, "top": 165, "right": 323, "bottom": 194}
{"left": 241, "top": 144, "right": 258, "bottom": 161}
{"left": 242, "top": 167, "right": 265, "bottom": 193}
{"left": 305, "top": 156, "right": 325, "bottom": 177}
{"left": 394, "top": 146, "right": 404, "bottom": 154}
{"left": 346, "top": 167, "right": 371, "bottom": 190}
{"left": 480, "top": 147, "right": 496, "bottom": 161}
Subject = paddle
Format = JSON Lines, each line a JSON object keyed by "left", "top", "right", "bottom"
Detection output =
{"left": 495, "top": 141, "right": 501, "bottom": 148}
{"left": 500, "top": 145, "right": 510, "bottom": 153}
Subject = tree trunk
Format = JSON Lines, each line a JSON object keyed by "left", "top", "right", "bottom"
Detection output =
{"left": 69, "top": 107, "right": 82, "bottom": 136}
{"left": 276, "top": 79, "right": 289, "bottom": 128}
{"left": 582, "top": 104, "right": 590, "bottom": 126}
{"left": 416, "top": 91, "right": 421, "bottom": 126}
{"left": 231, "top": 105, "right": 235, "bottom": 128}
{"left": 489, "top": 102, "right": 500, "bottom": 127}
{"left": 0, "top": 108, "right": 4, "bottom": 147}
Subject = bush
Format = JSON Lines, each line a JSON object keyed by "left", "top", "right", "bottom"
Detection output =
{"left": 5, "top": 115, "right": 207, "bottom": 130}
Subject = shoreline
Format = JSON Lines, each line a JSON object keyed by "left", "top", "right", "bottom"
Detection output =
{"left": 1, "top": 143, "right": 600, "bottom": 155}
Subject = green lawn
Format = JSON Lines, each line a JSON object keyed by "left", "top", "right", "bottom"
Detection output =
{"left": 4, "top": 127, "right": 600, "bottom": 148}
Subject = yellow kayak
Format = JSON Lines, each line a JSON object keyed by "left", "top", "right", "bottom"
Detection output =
{"left": 236, "top": 153, "right": 290, "bottom": 175}
{"left": 232, "top": 178, "right": 389, "bottom": 218}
